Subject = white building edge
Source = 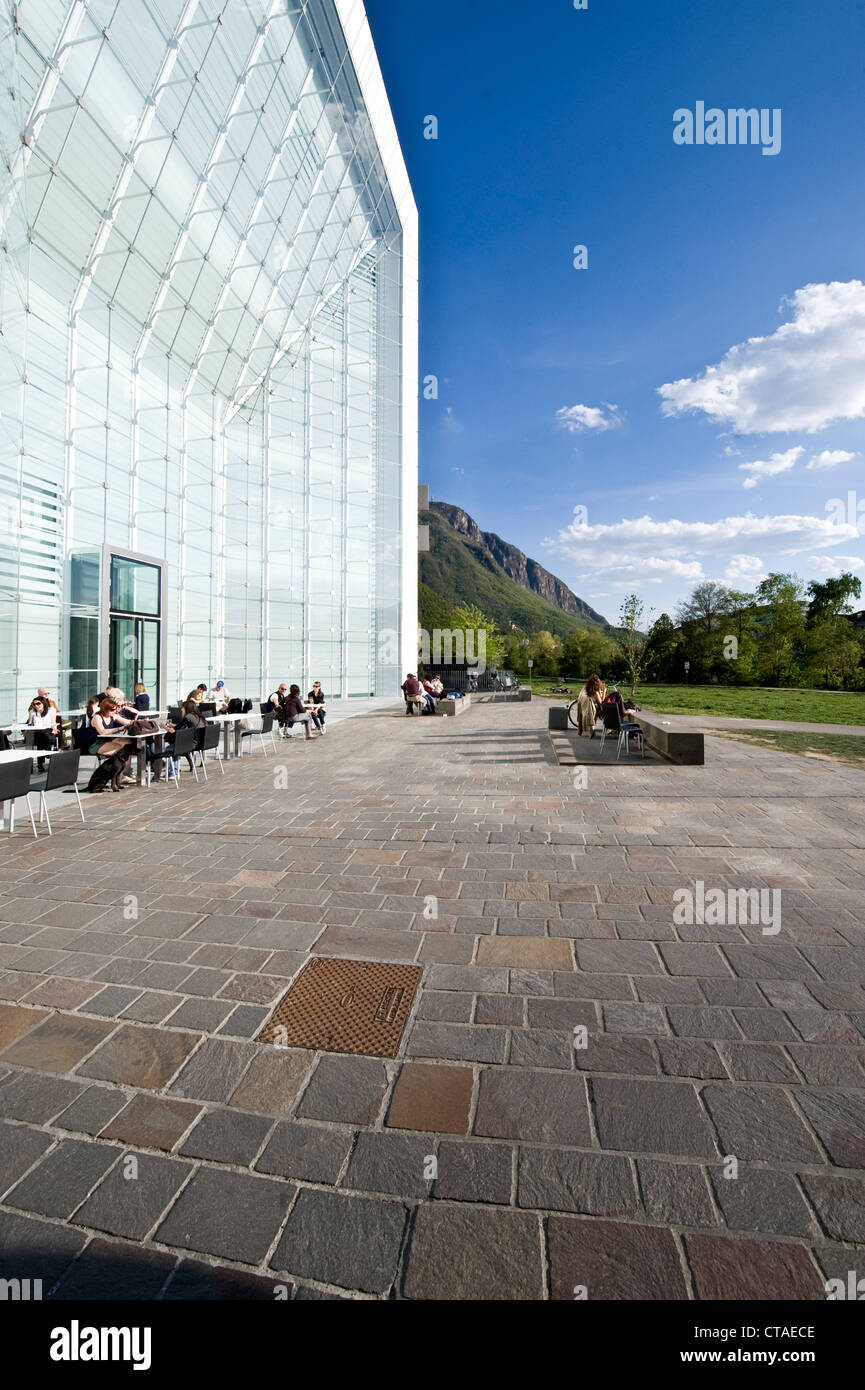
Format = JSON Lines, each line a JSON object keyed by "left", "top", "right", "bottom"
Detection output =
{"left": 0, "top": 0, "right": 418, "bottom": 718}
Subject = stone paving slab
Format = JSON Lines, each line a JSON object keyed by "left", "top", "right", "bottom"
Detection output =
{"left": 0, "top": 699, "right": 863, "bottom": 1298}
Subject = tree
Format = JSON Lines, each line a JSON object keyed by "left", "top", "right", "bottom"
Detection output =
{"left": 528, "top": 629, "right": 561, "bottom": 677}
{"left": 559, "top": 627, "right": 619, "bottom": 681}
{"left": 753, "top": 573, "right": 806, "bottom": 686}
{"left": 449, "top": 602, "right": 506, "bottom": 670}
{"left": 617, "top": 594, "right": 651, "bottom": 697}
{"left": 806, "top": 572, "right": 862, "bottom": 627}
{"left": 676, "top": 581, "right": 731, "bottom": 634}
{"left": 804, "top": 618, "right": 864, "bottom": 689}
{"left": 642, "top": 613, "right": 682, "bottom": 682}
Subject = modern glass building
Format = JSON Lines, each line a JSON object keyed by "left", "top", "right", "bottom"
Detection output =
{"left": 0, "top": 0, "right": 418, "bottom": 718}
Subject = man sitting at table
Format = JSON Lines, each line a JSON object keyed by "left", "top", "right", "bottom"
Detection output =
{"left": 208, "top": 680, "right": 230, "bottom": 712}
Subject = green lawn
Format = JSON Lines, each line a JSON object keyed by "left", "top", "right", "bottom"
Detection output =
{"left": 713, "top": 728, "right": 865, "bottom": 770}
{"left": 529, "top": 680, "right": 865, "bottom": 726}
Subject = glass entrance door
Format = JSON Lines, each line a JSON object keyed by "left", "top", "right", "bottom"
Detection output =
{"left": 107, "top": 555, "right": 161, "bottom": 706}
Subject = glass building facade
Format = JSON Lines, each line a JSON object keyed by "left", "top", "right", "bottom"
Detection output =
{"left": 0, "top": 0, "right": 418, "bottom": 718}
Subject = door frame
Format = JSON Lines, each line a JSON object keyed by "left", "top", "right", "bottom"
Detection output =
{"left": 100, "top": 545, "right": 167, "bottom": 708}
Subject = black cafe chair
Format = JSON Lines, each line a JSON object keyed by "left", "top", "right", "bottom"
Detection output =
{"left": 239, "top": 711, "right": 276, "bottom": 757}
{"left": 599, "top": 702, "right": 645, "bottom": 760}
{"left": 195, "top": 722, "right": 224, "bottom": 778}
{"left": 0, "top": 759, "right": 39, "bottom": 837}
{"left": 28, "top": 749, "right": 84, "bottom": 834}
{"left": 165, "top": 726, "right": 199, "bottom": 787}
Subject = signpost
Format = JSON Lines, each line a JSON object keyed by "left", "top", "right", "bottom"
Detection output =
{"left": 527, "top": 659, "right": 534, "bottom": 692}
{"left": 684, "top": 661, "right": 690, "bottom": 684}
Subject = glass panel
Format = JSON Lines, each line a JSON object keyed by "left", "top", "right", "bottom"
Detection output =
{"left": 110, "top": 556, "right": 161, "bottom": 616}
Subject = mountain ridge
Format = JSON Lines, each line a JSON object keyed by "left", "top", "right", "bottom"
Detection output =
{"left": 419, "top": 499, "right": 613, "bottom": 638}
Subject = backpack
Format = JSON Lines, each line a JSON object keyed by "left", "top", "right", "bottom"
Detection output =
{"left": 126, "top": 718, "right": 160, "bottom": 735}
{"left": 86, "top": 753, "right": 128, "bottom": 793}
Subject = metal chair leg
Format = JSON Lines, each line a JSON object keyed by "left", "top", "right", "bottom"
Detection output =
{"left": 24, "top": 795, "right": 37, "bottom": 838}
{"left": 215, "top": 749, "right": 224, "bottom": 775}
{"left": 74, "top": 786, "right": 85, "bottom": 822}
{"left": 39, "top": 790, "right": 52, "bottom": 836}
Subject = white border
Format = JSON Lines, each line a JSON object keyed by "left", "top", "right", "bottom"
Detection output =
{"left": 334, "top": 0, "right": 419, "bottom": 681}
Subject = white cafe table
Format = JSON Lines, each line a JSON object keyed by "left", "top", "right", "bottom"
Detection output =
{"left": 205, "top": 713, "right": 246, "bottom": 760}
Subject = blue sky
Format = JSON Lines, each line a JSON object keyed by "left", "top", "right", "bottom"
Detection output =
{"left": 364, "top": 0, "right": 865, "bottom": 626}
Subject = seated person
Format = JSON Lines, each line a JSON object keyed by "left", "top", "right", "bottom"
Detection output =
{"left": 269, "top": 684, "right": 290, "bottom": 729}
{"left": 401, "top": 674, "right": 426, "bottom": 710}
{"left": 283, "top": 685, "right": 319, "bottom": 739}
{"left": 89, "top": 699, "right": 136, "bottom": 787}
{"left": 26, "top": 696, "right": 58, "bottom": 772}
{"left": 153, "top": 700, "right": 205, "bottom": 780}
{"left": 431, "top": 677, "right": 445, "bottom": 698}
{"left": 186, "top": 684, "right": 208, "bottom": 705}
{"left": 208, "top": 680, "right": 230, "bottom": 712}
{"left": 420, "top": 678, "right": 437, "bottom": 712}
{"left": 306, "top": 682, "right": 326, "bottom": 733}
{"left": 576, "top": 674, "right": 605, "bottom": 736}
{"left": 133, "top": 683, "right": 150, "bottom": 711}
{"left": 603, "top": 686, "right": 641, "bottom": 724}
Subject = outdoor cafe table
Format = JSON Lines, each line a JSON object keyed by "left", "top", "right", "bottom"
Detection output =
{"left": 205, "top": 713, "right": 246, "bottom": 760}
{"left": 94, "top": 729, "right": 164, "bottom": 788}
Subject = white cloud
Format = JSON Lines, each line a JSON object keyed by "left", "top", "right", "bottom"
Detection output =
{"left": 725, "top": 554, "right": 765, "bottom": 582}
{"left": 658, "top": 280, "right": 865, "bottom": 433}
{"left": 577, "top": 556, "right": 704, "bottom": 582}
{"left": 806, "top": 554, "right": 864, "bottom": 576}
{"left": 556, "top": 402, "right": 622, "bottom": 434}
{"left": 807, "top": 449, "right": 856, "bottom": 470}
{"left": 739, "top": 446, "right": 803, "bottom": 488}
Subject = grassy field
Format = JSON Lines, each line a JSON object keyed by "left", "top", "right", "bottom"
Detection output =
{"left": 529, "top": 680, "right": 865, "bottom": 726}
{"left": 713, "top": 728, "right": 865, "bottom": 770}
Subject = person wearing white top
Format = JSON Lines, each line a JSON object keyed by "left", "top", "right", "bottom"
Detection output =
{"left": 26, "top": 697, "right": 58, "bottom": 771}
{"left": 208, "top": 681, "right": 230, "bottom": 711}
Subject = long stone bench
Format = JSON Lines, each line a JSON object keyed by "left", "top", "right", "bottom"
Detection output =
{"left": 633, "top": 712, "right": 704, "bottom": 765}
{"left": 436, "top": 694, "right": 471, "bottom": 716}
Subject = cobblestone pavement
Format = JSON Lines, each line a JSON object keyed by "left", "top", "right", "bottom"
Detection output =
{"left": 1, "top": 700, "right": 863, "bottom": 1300}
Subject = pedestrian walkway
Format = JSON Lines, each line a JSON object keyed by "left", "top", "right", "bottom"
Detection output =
{"left": 0, "top": 701, "right": 863, "bottom": 1299}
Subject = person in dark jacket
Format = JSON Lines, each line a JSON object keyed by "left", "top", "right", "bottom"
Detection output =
{"left": 284, "top": 685, "right": 319, "bottom": 740}
{"left": 134, "top": 683, "right": 150, "bottom": 711}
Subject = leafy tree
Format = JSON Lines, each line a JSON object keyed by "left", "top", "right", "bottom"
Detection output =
{"left": 450, "top": 602, "right": 506, "bottom": 670}
{"left": 528, "top": 629, "right": 561, "bottom": 677}
{"left": 753, "top": 573, "right": 806, "bottom": 686}
{"left": 803, "top": 618, "right": 864, "bottom": 689}
{"left": 676, "top": 581, "right": 731, "bottom": 634}
{"left": 643, "top": 612, "right": 682, "bottom": 682}
{"left": 806, "top": 572, "right": 862, "bottom": 627}
{"left": 617, "top": 594, "right": 651, "bottom": 697}
{"left": 559, "top": 626, "right": 620, "bottom": 681}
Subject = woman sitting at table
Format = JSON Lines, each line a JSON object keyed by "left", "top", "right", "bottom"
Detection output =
{"left": 26, "top": 696, "right": 59, "bottom": 772}
{"left": 283, "top": 685, "right": 320, "bottom": 739}
{"left": 306, "top": 682, "right": 327, "bottom": 733}
{"left": 89, "top": 699, "right": 137, "bottom": 787}
{"left": 576, "top": 674, "right": 605, "bottom": 737}
{"left": 155, "top": 700, "right": 205, "bottom": 780}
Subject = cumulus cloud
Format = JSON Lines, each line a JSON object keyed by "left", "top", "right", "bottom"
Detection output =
{"left": 725, "top": 554, "right": 765, "bottom": 583}
{"left": 556, "top": 402, "right": 622, "bottom": 434}
{"left": 807, "top": 449, "right": 856, "bottom": 470}
{"left": 739, "top": 446, "right": 803, "bottom": 488}
{"left": 658, "top": 280, "right": 865, "bottom": 434}
{"left": 542, "top": 510, "right": 860, "bottom": 588}
{"left": 577, "top": 556, "right": 704, "bottom": 583}
{"left": 806, "top": 554, "right": 864, "bottom": 576}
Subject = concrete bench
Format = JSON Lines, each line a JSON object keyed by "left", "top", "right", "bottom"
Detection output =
{"left": 436, "top": 694, "right": 471, "bottom": 716}
{"left": 634, "top": 712, "right": 704, "bottom": 765}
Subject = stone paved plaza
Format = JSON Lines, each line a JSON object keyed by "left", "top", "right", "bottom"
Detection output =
{"left": 1, "top": 698, "right": 864, "bottom": 1300}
